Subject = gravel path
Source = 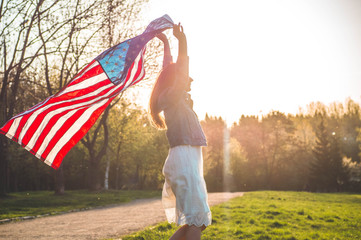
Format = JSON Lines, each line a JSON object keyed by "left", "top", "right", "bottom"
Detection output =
{"left": 0, "top": 192, "right": 243, "bottom": 240}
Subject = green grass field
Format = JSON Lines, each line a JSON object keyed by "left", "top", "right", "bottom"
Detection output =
{"left": 0, "top": 190, "right": 160, "bottom": 220}
{"left": 120, "top": 191, "right": 361, "bottom": 240}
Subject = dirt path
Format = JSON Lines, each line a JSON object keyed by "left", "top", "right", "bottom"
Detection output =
{"left": 0, "top": 192, "right": 243, "bottom": 240}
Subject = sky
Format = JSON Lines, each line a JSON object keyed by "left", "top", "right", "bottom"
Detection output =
{"left": 137, "top": 0, "right": 361, "bottom": 124}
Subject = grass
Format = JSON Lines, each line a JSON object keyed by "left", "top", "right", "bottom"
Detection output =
{"left": 0, "top": 190, "right": 160, "bottom": 220}
{"left": 119, "top": 191, "right": 361, "bottom": 240}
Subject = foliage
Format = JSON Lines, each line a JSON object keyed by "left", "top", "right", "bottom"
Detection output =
{"left": 106, "top": 100, "right": 168, "bottom": 190}
{"left": 201, "top": 115, "right": 226, "bottom": 192}
{"left": 227, "top": 100, "right": 361, "bottom": 192}
{"left": 309, "top": 116, "right": 349, "bottom": 191}
{"left": 3, "top": 95, "right": 361, "bottom": 193}
{"left": 0, "top": 190, "right": 160, "bottom": 220}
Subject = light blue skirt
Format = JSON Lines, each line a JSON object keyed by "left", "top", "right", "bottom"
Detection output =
{"left": 162, "top": 145, "right": 212, "bottom": 227}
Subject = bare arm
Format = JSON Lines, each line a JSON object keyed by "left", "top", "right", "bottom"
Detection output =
{"left": 156, "top": 33, "right": 173, "bottom": 68}
{"left": 173, "top": 23, "right": 188, "bottom": 77}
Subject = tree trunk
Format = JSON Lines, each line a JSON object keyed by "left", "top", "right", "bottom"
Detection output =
{"left": 88, "top": 158, "right": 101, "bottom": 191}
{"left": 0, "top": 137, "right": 8, "bottom": 196}
{"left": 104, "top": 156, "right": 110, "bottom": 190}
{"left": 115, "top": 165, "right": 120, "bottom": 190}
{"left": 54, "top": 165, "right": 65, "bottom": 195}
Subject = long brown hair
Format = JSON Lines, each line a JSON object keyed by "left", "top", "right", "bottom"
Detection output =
{"left": 149, "top": 63, "right": 178, "bottom": 129}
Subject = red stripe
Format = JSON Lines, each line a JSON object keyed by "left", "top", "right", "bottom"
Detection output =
{"left": 51, "top": 97, "right": 115, "bottom": 169}
{"left": 13, "top": 115, "right": 30, "bottom": 140}
{"left": 4, "top": 61, "right": 102, "bottom": 131}
{"left": 7, "top": 96, "right": 50, "bottom": 120}
{"left": 30, "top": 110, "right": 68, "bottom": 154}
{"left": 130, "top": 54, "right": 145, "bottom": 86}
{"left": 123, "top": 61, "right": 135, "bottom": 86}
{"left": 30, "top": 103, "right": 89, "bottom": 154}
{"left": 69, "top": 60, "right": 96, "bottom": 84}
{"left": 133, "top": 48, "right": 146, "bottom": 85}
{"left": 29, "top": 81, "right": 115, "bottom": 153}
{"left": 53, "top": 60, "right": 99, "bottom": 98}
{"left": 67, "top": 64, "right": 103, "bottom": 87}
{"left": 49, "top": 79, "right": 110, "bottom": 103}
{"left": 19, "top": 79, "right": 111, "bottom": 146}
{"left": 40, "top": 107, "right": 89, "bottom": 160}
{"left": 0, "top": 119, "right": 15, "bottom": 136}
{"left": 21, "top": 81, "right": 115, "bottom": 147}
{"left": 131, "top": 55, "right": 143, "bottom": 84}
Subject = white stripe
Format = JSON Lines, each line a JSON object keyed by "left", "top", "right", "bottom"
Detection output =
{"left": 124, "top": 51, "right": 143, "bottom": 89}
{"left": 131, "top": 49, "right": 146, "bottom": 85}
{"left": 58, "top": 72, "right": 107, "bottom": 96}
{"left": 18, "top": 82, "right": 112, "bottom": 144}
{"left": 24, "top": 80, "right": 125, "bottom": 149}
{"left": 132, "top": 55, "right": 145, "bottom": 85}
{"left": 67, "top": 61, "right": 99, "bottom": 86}
{"left": 34, "top": 109, "right": 79, "bottom": 158}
{"left": 15, "top": 62, "right": 99, "bottom": 120}
{"left": 15, "top": 97, "right": 51, "bottom": 119}
{"left": 5, "top": 117, "right": 21, "bottom": 139}
{"left": 24, "top": 82, "right": 113, "bottom": 148}
{"left": 44, "top": 98, "right": 109, "bottom": 165}
{"left": 136, "top": 66, "right": 145, "bottom": 83}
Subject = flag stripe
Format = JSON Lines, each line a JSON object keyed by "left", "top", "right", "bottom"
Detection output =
{"left": 131, "top": 49, "right": 146, "bottom": 86}
{"left": 22, "top": 80, "right": 114, "bottom": 148}
{"left": 0, "top": 118, "right": 13, "bottom": 136}
{"left": 15, "top": 71, "right": 109, "bottom": 144}
{"left": 25, "top": 81, "right": 117, "bottom": 151}
{"left": 5, "top": 118, "right": 21, "bottom": 140}
{"left": 123, "top": 47, "right": 145, "bottom": 89}
{"left": 50, "top": 98, "right": 114, "bottom": 169}
{"left": 45, "top": 98, "right": 110, "bottom": 166}
{"left": 19, "top": 80, "right": 112, "bottom": 145}
{"left": 6, "top": 61, "right": 98, "bottom": 122}
{"left": 25, "top": 73, "right": 127, "bottom": 154}
{"left": 41, "top": 106, "right": 90, "bottom": 161}
{"left": 31, "top": 108, "right": 81, "bottom": 155}
{"left": 69, "top": 60, "right": 97, "bottom": 83}
{"left": 58, "top": 71, "right": 107, "bottom": 97}
{"left": 66, "top": 61, "right": 100, "bottom": 87}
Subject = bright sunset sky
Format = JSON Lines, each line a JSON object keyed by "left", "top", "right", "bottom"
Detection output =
{"left": 138, "top": 0, "right": 361, "bottom": 124}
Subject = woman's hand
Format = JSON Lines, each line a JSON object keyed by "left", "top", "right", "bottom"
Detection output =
{"left": 173, "top": 23, "right": 186, "bottom": 41}
{"left": 156, "top": 33, "right": 169, "bottom": 44}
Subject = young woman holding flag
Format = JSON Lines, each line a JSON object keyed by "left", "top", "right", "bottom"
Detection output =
{"left": 149, "top": 23, "right": 211, "bottom": 240}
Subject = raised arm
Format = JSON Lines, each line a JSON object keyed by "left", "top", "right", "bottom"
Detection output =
{"left": 173, "top": 23, "right": 188, "bottom": 77}
{"left": 156, "top": 33, "right": 173, "bottom": 68}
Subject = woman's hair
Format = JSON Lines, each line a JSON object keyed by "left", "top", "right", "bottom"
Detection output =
{"left": 149, "top": 63, "right": 178, "bottom": 129}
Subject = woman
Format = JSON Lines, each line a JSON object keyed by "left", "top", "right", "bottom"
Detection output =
{"left": 149, "top": 24, "right": 212, "bottom": 240}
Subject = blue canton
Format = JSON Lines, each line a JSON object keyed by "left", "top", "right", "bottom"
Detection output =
{"left": 97, "top": 40, "right": 130, "bottom": 85}
{"left": 95, "top": 14, "right": 174, "bottom": 86}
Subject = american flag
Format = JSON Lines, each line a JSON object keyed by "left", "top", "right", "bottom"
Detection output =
{"left": 0, "top": 15, "right": 174, "bottom": 169}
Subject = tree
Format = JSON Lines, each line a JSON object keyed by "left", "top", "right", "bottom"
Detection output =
{"left": 231, "top": 115, "right": 264, "bottom": 190}
{"left": 229, "top": 137, "right": 249, "bottom": 191}
{"left": 340, "top": 99, "right": 361, "bottom": 163}
{"left": 201, "top": 114, "right": 226, "bottom": 192}
{"left": 309, "top": 116, "right": 348, "bottom": 192}
{"left": 289, "top": 113, "right": 315, "bottom": 190}
{"left": 261, "top": 111, "right": 296, "bottom": 189}
{"left": 106, "top": 102, "right": 168, "bottom": 190}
